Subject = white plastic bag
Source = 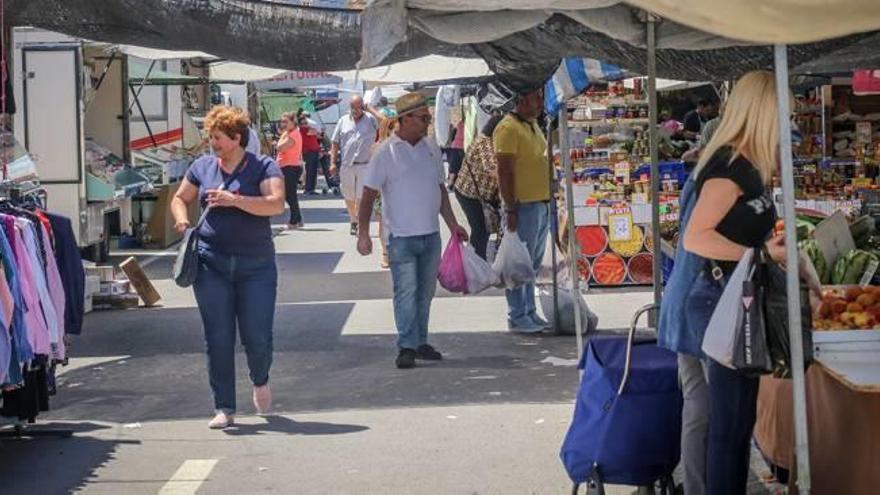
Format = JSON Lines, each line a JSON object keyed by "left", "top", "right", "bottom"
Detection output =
{"left": 462, "top": 245, "right": 500, "bottom": 294}
{"left": 492, "top": 231, "right": 536, "bottom": 289}
{"left": 701, "top": 248, "right": 754, "bottom": 369}
{"left": 538, "top": 286, "right": 598, "bottom": 335}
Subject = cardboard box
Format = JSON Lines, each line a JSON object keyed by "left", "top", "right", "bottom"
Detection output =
{"left": 119, "top": 257, "right": 161, "bottom": 307}
{"left": 85, "top": 275, "right": 101, "bottom": 297}
{"left": 99, "top": 280, "right": 131, "bottom": 296}
{"left": 93, "top": 293, "right": 140, "bottom": 311}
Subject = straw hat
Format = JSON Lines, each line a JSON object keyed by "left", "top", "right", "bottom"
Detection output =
{"left": 395, "top": 92, "right": 428, "bottom": 117}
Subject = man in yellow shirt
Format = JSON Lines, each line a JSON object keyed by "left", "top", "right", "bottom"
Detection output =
{"left": 494, "top": 88, "right": 551, "bottom": 333}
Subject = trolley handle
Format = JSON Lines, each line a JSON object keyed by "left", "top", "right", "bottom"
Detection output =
{"left": 617, "top": 303, "right": 659, "bottom": 396}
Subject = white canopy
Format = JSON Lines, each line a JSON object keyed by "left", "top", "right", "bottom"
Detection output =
{"left": 109, "top": 44, "right": 215, "bottom": 61}
{"left": 361, "top": 0, "right": 880, "bottom": 68}
{"left": 335, "top": 55, "right": 492, "bottom": 84}
{"left": 209, "top": 61, "right": 288, "bottom": 83}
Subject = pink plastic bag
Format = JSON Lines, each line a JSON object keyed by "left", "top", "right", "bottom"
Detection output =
{"left": 437, "top": 233, "right": 469, "bottom": 294}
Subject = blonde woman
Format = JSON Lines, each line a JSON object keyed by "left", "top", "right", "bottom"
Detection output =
{"left": 370, "top": 116, "right": 398, "bottom": 268}
{"left": 681, "top": 70, "right": 787, "bottom": 495}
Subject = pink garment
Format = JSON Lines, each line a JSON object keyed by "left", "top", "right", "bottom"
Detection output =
{"left": 40, "top": 223, "right": 66, "bottom": 360}
{"left": 8, "top": 218, "right": 50, "bottom": 356}
{"left": 452, "top": 121, "right": 465, "bottom": 150}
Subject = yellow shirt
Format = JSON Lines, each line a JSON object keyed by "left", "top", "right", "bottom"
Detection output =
{"left": 493, "top": 114, "right": 550, "bottom": 203}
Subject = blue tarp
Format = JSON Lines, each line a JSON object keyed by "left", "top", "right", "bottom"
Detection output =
{"left": 544, "top": 58, "right": 627, "bottom": 116}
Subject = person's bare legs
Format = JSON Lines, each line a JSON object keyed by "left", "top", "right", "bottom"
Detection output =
{"left": 345, "top": 200, "right": 358, "bottom": 223}
{"left": 378, "top": 214, "right": 389, "bottom": 268}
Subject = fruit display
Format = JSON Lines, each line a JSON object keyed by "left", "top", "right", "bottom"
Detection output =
{"left": 592, "top": 252, "right": 627, "bottom": 285}
{"left": 609, "top": 226, "right": 644, "bottom": 257}
{"left": 576, "top": 226, "right": 608, "bottom": 257}
{"left": 813, "top": 286, "right": 880, "bottom": 330}
{"left": 800, "top": 238, "right": 829, "bottom": 283}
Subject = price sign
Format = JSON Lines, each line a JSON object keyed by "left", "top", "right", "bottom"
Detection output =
{"left": 614, "top": 161, "right": 631, "bottom": 178}
{"left": 608, "top": 206, "right": 634, "bottom": 242}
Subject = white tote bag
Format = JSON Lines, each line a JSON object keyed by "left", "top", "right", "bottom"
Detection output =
{"left": 701, "top": 248, "right": 755, "bottom": 369}
{"left": 462, "top": 244, "right": 500, "bottom": 294}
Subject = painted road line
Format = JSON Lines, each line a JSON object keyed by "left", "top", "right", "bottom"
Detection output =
{"left": 158, "top": 459, "right": 219, "bottom": 495}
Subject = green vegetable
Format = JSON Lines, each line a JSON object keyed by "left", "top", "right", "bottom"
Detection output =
{"left": 799, "top": 239, "right": 828, "bottom": 283}
{"left": 831, "top": 249, "right": 880, "bottom": 285}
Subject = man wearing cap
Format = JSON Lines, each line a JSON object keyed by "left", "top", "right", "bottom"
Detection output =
{"left": 331, "top": 95, "right": 379, "bottom": 236}
{"left": 494, "top": 87, "right": 551, "bottom": 333}
{"left": 357, "top": 92, "right": 469, "bottom": 369}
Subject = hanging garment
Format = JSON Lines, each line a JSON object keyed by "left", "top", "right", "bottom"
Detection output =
{"left": 17, "top": 218, "right": 62, "bottom": 360}
{"left": 434, "top": 85, "right": 459, "bottom": 146}
{"left": 46, "top": 213, "right": 85, "bottom": 336}
{"left": 5, "top": 217, "right": 50, "bottom": 357}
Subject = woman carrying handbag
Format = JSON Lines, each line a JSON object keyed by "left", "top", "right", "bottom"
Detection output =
{"left": 680, "top": 71, "right": 789, "bottom": 495}
{"left": 171, "top": 106, "right": 285, "bottom": 429}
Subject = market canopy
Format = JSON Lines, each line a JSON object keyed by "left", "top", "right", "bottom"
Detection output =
{"left": 7, "top": 0, "right": 472, "bottom": 72}
{"left": 332, "top": 55, "right": 493, "bottom": 84}
{"left": 128, "top": 62, "right": 244, "bottom": 86}
{"left": 360, "top": 1, "right": 880, "bottom": 91}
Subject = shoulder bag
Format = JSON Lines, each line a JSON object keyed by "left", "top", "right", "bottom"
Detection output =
{"left": 463, "top": 144, "right": 501, "bottom": 235}
{"left": 172, "top": 162, "right": 246, "bottom": 287}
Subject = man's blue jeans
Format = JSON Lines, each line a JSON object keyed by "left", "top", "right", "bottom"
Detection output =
{"left": 388, "top": 232, "right": 441, "bottom": 350}
{"left": 506, "top": 201, "right": 550, "bottom": 321}
{"left": 193, "top": 249, "right": 277, "bottom": 414}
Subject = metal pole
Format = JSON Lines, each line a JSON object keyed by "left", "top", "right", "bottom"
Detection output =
{"left": 560, "top": 107, "right": 584, "bottom": 359}
{"left": 647, "top": 16, "right": 662, "bottom": 321}
{"left": 548, "top": 120, "right": 561, "bottom": 333}
{"left": 127, "top": 59, "right": 157, "bottom": 113}
{"left": 774, "top": 44, "right": 812, "bottom": 493}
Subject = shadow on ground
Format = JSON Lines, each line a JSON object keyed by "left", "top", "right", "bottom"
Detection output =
{"left": 222, "top": 414, "right": 369, "bottom": 437}
{"left": 0, "top": 422, "right": 140, "bottom": 493}
{"left": 48, "top": 300, "right": 581, "bottom": 424}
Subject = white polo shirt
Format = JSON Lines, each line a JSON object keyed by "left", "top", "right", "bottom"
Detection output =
{"left": 362, "top": 134, "right": 445, "bottom": 238}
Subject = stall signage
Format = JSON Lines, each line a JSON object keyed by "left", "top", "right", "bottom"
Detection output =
{"left": 856, "top": 122, "right": 873, "bottom": 145}
{"left": 608, "top": 205, "right": 634, "bottom": 242}
{"left": 255, "top": 71, "right": 343, "bottom": 91}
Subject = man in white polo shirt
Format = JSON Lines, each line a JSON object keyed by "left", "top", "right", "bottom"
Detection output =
{"left": 331, "top": 95, "right": 379, "bottom": 236}
{"left": 356, "top": 92, "right": 468, "bottom": 369}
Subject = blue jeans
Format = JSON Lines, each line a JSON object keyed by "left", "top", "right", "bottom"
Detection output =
{"left": 388, "top": 232, "right": 441, "bottom": 350}
{"left": 707, "top": 360, "right": 759, "bottom": 495}
{"left": 193, "top": 249, "right": 278, "bottom": 414}
{"left": 505, "top": 201, "right": 550, "bottom": 321}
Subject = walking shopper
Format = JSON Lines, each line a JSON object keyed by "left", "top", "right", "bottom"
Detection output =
{"left": 369, "top": 116, "right": 399, "bottom": 269}
{"left": 300, "top": 115, "right": 322, "bottom": 195}
{"left": 679, "top": 70, "right": 786, "bottom": 495}
{"left": 170, "top": 105, "right": 285, "bottom": 429}
{"left": 356, "top": 92, "right": 468, "bottom": 369}
{"left": 276, "top": 112, "right": 304, "bottom": 229}
{"left": 453, "top": 115, "right": 503, "bottom": 259}
{"left": 445, "top": 120, "right": 465, "bottom": 189}
{"left": 495, "top": 87, "right": 551, "bottom": 333}
{"left": 331, "top": 95, "right": 379, "bottom": 235}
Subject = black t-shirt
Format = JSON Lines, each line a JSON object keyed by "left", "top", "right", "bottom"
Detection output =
{"left": 696, "top": 148, "right": 777, "bottom": 249}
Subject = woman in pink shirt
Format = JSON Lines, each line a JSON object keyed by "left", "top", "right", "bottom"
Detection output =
{"left": 276, "top": 113, "right": 304, "bottom": 229}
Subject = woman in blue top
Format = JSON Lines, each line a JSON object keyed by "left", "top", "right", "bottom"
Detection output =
{"left": 171, "top": 105, "right": 285, "bottom": 429}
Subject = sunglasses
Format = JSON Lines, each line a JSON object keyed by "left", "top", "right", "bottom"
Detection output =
{"left": 409, "top": 114, "right": 432, "bottom": 124}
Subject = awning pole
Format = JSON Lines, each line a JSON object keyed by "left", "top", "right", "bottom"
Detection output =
{"left": 774, "top": 43, "right": 812, "bottom": 493}
{"left": 548, "top": 120, "right": 561, "bottom": 333}
{"left": 560, "top": 106, "right": 584, "bottom": 361}
{"left": 647, "top": 16, "right": 662, "bottom": 319}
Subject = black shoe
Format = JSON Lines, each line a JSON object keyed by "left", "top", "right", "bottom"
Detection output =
{"left": 396, "top": 349, "right": 417, "bottom": 369}
{"left": 416, "top": 344, "right": 443, "bottom": 361}
{"left": 350, "top": 223, "right": 358, "bottom": 236}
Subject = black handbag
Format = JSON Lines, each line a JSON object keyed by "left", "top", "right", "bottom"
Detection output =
{"left": 172, "top": 163, "right": 245, "bottom": 287}
{"left": 757, "top": 250, "right": 814, "bottom": 379}
{"left": 732, "top": 264, "right": 774, "bottom": 376}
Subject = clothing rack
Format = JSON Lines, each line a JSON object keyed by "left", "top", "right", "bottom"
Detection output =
{"left": 0, "top": 186, "right": 75, "bottom": 441}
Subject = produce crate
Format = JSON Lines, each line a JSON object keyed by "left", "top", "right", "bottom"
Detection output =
{"left": 575, "top": 224, "right": 655, "bottom": 287}
{"left": 812, "top": 329, "right": 880, "bottom": 393}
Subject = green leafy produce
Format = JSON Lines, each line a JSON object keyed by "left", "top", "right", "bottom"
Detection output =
{"left": 831, "top": 249, "right": 880, "bottom": 285}
{"left": 799, "top": 239, "right": 828, "bottom": 283}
